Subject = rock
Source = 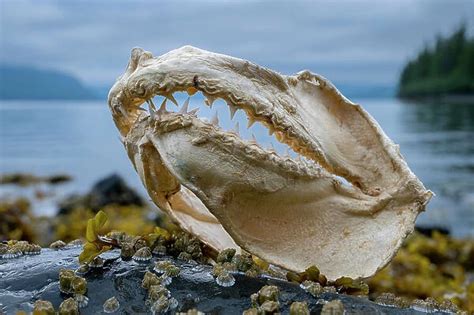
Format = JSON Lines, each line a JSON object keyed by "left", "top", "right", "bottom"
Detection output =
{"left": 88, "top": 174, "right": 143, "bottom": 210}
{"left": 0, "top": 247, "right": 451, "bottom": 314}
{"left": 58, "top": 174, "right": 143, "bottom": 214}
{"left": 0, "top": 172, "right": 72, "bottom": 186}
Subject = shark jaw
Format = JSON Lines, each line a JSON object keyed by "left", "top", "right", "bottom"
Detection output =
{"left": 108, "top": 46, "right": 432, "bottom": 280}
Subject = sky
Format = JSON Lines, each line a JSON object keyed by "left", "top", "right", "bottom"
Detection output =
{"left": 1, "top": 0, "right": 473, "bottom": 88}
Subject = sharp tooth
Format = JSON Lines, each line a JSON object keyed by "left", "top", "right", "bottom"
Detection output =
{"left": 167, "top": 94, "right": 179, "bottom": 106}
{"left": 158, "top": 98, "right": 167, "bottom": 114}
{"left": 147, "top": 99, "right": 157, "bottom": 111}
{"left": 205, "top": 96, "right": 215, "bottom": 108}
{"left": 285, "top": 148, "right": 291, "bottom": 158}
{"left": 229, "top": 104, "right": 238, "bottom": 119}
{"left": 232, "top": 122, "right": 240, "bottom": 136}
{"left": 211, "top": 111, "right": 219, "bottom": 126}
{"left": 251, "top": 133, "right": 258, "bottom": 143}
{"left": 268, "top": 127, "right": 275, "bottom": 136}
{"left": 147, "top": 100, "right": 156, "bottom": 119}
{"left": 247, "top": 116, "right": 256, "bottom": 128}
{"left": 269, "top": 143, "right": 275, "bottom": 152}
{"left": 189, "top": 108, "right": 199, "bottom": 116}
{"left": 180, "top": 97, "right": 190, "bottom": 114}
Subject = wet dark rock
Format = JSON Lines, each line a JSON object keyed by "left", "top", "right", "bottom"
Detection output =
{"left": 0, "top": 248, "right": 451, "bottom": 315}
{"left": 58, "top": 174, "right": 143, "bottom": 214}
{"left": 0, "top": 172, "right": 72, "bottom": 186}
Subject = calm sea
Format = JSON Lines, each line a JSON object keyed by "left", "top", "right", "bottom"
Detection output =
{"left": 0, "top": 97, "right": 473, "bottom": 237}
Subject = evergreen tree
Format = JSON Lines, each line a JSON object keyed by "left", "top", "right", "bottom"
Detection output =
{"left": 398, "top": 24, "right": 474, "bottom": 97}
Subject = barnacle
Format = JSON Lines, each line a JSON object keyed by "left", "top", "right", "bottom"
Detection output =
{"left": 163, "top": 264, "right": 180, "bottom": 277}
{"left": 244, "top": 266, "right": 261, "bottom": 278}
{"left": 58, "top": 268, "right": 88, "bottom": 298}
{"left": 22, "top": 243, "right": 41, "bottom": 255}
{"left": 33, "top": 300, "right": 55, "bottom": 315}
{"left": 289, "top": 301, "right": 310, "bottom": 315}
{"left": 154, "top": 260, "right": 174, "bottom": 274}
{"left": 300, "top": 280, "right": 323, "bottom": 297}
{"left": 142, "top": 271, "right": 162, "bottom": 290}
{"left": 0, "top": 243, "right": 8, "bottom": 255}
{"left": 232, "top": 253, "right": 254, "bottom": 272}
{"left": 321, "top": 300, "right": 344, "bottom": 315}
{"left": 242, "top": 308, "right": 259, "bottom": 315}
{"left": 333, "top": 276, "right": 369, "bottom": 296}
{"left": 216, "top": 248, "right": 236, "bottom": 264}
{"left": 67, "top": 239, "right": 83, "bottom": 248}
{"left": 73, "top": 294, "right": 89, "bottom": 308}
{"left": 58, "top": 297, "right": 79, "bottom": 315}
{"left": 132, "top": 246, "right": 152, "bottom": 263}
{"left": 71, "top": 276, "right": 87, "bottom": 295}
{"left": 89, "top": 256, "right": 105, "bottom": 268}
{"left": 257, "top": 285, "right": 280, "bottom": 305}
{"left": 50, "top": 240, "right": 67, "bottom": 250}
{"left": 2, "top": 246, "right": 22, "bottom": 259}
{"left": 120, "top": 242, "right": 135, "bottom": 259}
{"left": 152, "top": 244, "right": 166, "bottom": 255}
{"left": 374, "top": 292, "right": 410, "bottom": 308}
{"left": 260, "top": 300, "right": 280, "bottom": 313}
{"left": 287, "top": 265, "right": 326, "bottom": 286}
{"left": 59, "top": 269, "right": 76, "bottom": 294}
{"left": 148, "top": 285, "right": 171, "bottom": 303}
{"left": 150, "top": 295, "right": 170, "bottom": 314}
{"left": 169, "top": 232, "right": 203, "bottom": 260}
{"left": 6, "top": 240, "right": 40, "bottom": 255}
{"left": 211, "top": 263, "right": 226, "bottom": 277}
{"left": 247, "top": 285, "right": 281, "bottom": 314}
{"left": 177, "top": 251, "right": 193, "bottom": 261}
{"left": 132, "top": 237, "right": 148, "bottom": 251}
{"left": 103, "top": 296, "right": 120, "bottom": 313}
{"left": 215, "top": 269, "right": 235, "bottom": 287}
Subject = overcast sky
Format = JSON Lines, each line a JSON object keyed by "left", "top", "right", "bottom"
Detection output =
{"left": 1, "top": 0, "right": 473, "bottom": 87}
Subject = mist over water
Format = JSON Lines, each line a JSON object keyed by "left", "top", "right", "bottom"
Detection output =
{"left": 0, "top": 98, "right": 473, "bottom": 237}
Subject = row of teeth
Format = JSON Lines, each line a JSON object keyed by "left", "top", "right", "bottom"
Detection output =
{"left": 142, "top": 93, "right": 317, "bottom": 166}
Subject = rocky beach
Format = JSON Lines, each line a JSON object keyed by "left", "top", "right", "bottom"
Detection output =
{"left": 1, "top": 173, "right": 473, "bottom": 313}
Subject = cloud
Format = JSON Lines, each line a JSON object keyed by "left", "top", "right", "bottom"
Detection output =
{"left": 1, "top": 0, "right": 472, "bottom": 86}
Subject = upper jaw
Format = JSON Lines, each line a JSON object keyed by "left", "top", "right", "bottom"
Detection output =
{"left": 109, "top": 45, "right": 428, "bottom": 197}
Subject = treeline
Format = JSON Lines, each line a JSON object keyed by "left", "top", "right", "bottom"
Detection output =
{"left": 398, "top": 24, "right": 474, "bottom": 98}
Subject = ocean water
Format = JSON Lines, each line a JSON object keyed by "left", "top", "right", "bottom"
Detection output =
{"left": 0, "top": 97, "right": 473, "bottom": 237}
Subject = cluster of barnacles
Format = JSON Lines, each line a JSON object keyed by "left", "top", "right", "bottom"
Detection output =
{"left": 0, "top": 240, "right": 41, "bottom": 258}
{"left": 30, "top": 268, "right": 120, "bottom": 314}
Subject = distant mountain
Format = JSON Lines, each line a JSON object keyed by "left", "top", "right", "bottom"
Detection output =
{"left": 0, "top": 65, "right": 100, "bottom": 100}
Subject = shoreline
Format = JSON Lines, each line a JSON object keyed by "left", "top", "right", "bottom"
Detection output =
{"left": 398, "top": 93, "right": 474, "bottom": 104}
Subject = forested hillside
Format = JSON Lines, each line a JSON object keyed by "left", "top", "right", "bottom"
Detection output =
{"left": 398, "top": 25, "right": 474, "bottom": 98}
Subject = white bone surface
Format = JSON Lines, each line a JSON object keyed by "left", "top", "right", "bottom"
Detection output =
{"left": 108, "top": 46, "right": 432, "bottom": 280}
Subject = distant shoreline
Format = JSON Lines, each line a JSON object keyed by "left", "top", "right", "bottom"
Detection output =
{"left": 398, "top": 93, "right": 474, "bottom": 104}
